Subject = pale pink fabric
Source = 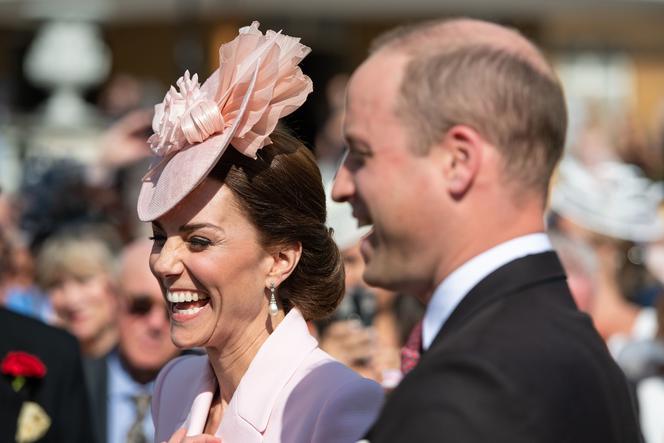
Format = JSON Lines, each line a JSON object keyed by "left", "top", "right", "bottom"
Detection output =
{"left": 152, "top": 309, "right": 384, "bottom": 443}
{"left": 137, "top": 21, "right": 313, "bottom": 222}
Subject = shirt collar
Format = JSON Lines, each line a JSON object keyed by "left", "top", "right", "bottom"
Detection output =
{"left": 108, "top": 351, "right": 153, "bottom": 398}
{"left": 422, "top": 233, "right": 552, "bottom": 350}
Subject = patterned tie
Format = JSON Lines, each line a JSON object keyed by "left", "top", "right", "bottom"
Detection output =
{"left": 126, "top": 393, "right": 151, "bottom": 443}
{"left": 400, "top": 321, "right": 423, "bottom": 375}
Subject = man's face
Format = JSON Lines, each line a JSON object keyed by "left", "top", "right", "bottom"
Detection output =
{"left": 118, "top": 246, "right": 178, "bottom": 374}
{"left": 332, "top": 51, "right": 446, "bottom": 295}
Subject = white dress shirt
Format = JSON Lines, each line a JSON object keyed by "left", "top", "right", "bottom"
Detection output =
{"left": 422, "top": 233, "right": 553, "bottom": 350}
{"left": 107, "top": 351, "right": 155, "bottom": 443}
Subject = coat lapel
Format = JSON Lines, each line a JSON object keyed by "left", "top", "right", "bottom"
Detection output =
{"left": 230, "top": 308, "right": 317, "bottom": 433}
{"left": 182, "top": 361, "right": 216, "bottom": 436}
{"left": 428, "top": 251, "right": 567, "bottom": 351}
{"left": 0, "top": 373, "right": 22, "bottom": 442}
{"left": 181, "top": 309, "right": 317, "bottom": 442}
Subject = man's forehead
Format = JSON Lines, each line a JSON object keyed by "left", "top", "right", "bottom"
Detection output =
{"left": 349, "top": 51, "right": 407, "bottom": 98}
{"left": 345, "top": 51, "right": 408, "bottom": 128}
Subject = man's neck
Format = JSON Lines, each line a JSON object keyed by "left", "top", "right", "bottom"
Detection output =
{"left": 83, "top": 325, "right": 118, "bottom": 358}
{"left": 118, "top": 351, "right": 160, "bottom": 385}
{"left": 430, "top": 210, "right": 546, "bottom": 304}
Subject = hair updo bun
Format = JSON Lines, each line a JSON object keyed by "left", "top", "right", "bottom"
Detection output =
{"left": 209, "top": 129, "right": 344, "bottom": 320}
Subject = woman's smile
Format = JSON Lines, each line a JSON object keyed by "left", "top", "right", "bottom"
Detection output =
{"left": 166, "top": 290, "right": 212, "bottom": 322}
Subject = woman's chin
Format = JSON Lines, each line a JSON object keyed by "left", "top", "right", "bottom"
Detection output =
{"left": 169, "top": 303, "right": 214, "bottom": 349}
{"left": 170, "top": 331, "right": 208, "bottom": 350}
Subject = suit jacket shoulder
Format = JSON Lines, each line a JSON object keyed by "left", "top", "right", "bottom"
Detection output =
{"left": 370, "top": 252, "right": 642, "bottom": 443}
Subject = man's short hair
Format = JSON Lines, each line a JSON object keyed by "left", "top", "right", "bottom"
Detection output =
{"left": 371, "top": 20, "right": 567, "bottom": 196}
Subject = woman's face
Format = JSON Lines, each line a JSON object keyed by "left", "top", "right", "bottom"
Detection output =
{"left": 49, "top": 272, "right": 118, "bottom": 346}
{"left": 149, "top": 178, "right": 275, "bottom": 350}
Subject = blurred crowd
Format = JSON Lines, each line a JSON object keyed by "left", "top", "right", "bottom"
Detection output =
{"left": 1, "top": 24, "right": 664, "bottom": 443}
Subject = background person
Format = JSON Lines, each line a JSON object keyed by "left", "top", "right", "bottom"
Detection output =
{"left": 36, "top": 225, "right": 120, "bottom": 359}
{"left": 317, "top": 185, "right": 403, "bottom": 388}
{"left": 85, "top": 238, "right": 179, "bottom": 443}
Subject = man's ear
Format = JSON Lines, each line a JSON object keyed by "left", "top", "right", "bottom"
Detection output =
{"left": 266, "top": 241, "right": 303, "bottom": 287}
{"left": 435, "top": 124, "right": 483, "bottom": 198}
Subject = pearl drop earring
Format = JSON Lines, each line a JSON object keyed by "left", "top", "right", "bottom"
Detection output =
{"left": 269, "top": 283, "right": 278, "bottom": 316}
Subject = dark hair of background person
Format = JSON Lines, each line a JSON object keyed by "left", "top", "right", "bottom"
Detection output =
{"left": 209, "top": 129, "right": 345, "bottom": 321}
{"left": 370, "top": 20, "right": 567, "bottom": 198}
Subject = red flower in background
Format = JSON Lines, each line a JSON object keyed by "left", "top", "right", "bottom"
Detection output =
{"left": 1, "top": 352, "right": 47, "bottom": 391}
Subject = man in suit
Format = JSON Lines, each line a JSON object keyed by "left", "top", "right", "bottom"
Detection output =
{"left": 85, "top": 238, "right": 179, "bottom": 443}
{"left": 1, "top": 226, "right": 94, "bottom": 442}
{"left": 332, "top": 18, "right": 642, "bottom": 442}
{"left": 0, "top": 310, "right": 95, "bottom": 442}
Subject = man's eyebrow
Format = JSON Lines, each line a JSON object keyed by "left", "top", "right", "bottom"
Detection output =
{"left": 345, "top": 134, "right": 373, "bottom": 155}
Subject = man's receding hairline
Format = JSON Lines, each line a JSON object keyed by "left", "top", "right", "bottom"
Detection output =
{"left": 372, "top": 18, "right": 556, "bottom": 81}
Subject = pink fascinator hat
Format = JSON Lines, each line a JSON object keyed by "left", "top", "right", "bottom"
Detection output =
{"left": 137, "top": 21, "right": 313, "bottom": 221}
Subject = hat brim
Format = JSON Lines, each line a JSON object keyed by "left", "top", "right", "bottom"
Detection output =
{"left": 137, "top": 63, "right": 258, "bottom": 222}
{"left": 137, "top": 130, "right": 233, "bottom": 222}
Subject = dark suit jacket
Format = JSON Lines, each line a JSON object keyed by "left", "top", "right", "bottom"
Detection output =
{"left": 369, "top": 252, "right": 642, "bottom": 443}
{"left": 0, "top": 308, "right": 95, "bottom": 443}
{"left": 83, "top": 354, "right": 108, "bottom": 443}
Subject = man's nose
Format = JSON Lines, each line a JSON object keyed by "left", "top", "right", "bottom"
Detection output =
{"left": 148, "top": 300, "right": 170, "bottom": 329}
{"left": 332, "top": 164, "right": 354, "bottom": 203}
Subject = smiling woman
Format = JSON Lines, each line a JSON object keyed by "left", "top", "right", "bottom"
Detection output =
{"left": 140, "top": 22, "right": 383, "bottom": 443}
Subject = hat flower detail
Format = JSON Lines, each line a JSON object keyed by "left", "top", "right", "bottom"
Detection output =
{"left": 137, "top": 21, "right": 312, "bottom": 221}
{"left": 146, "top": 21, "right": 311, "bottom": 160}
{"left": 149, "top": 71, "right": 226, "bottom": 157}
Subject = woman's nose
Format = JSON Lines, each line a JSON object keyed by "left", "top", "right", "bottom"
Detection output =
{"left": 150, "top": 238, "right": 185, "bottom": 280}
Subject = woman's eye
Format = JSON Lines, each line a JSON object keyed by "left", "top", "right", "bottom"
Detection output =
{"left": 188, "top": 236, "right": 212, "bottom": 249}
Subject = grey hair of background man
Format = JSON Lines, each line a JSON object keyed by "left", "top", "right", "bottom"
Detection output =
{"left": 369, "top": 18, "right": 568, "bottom": 197}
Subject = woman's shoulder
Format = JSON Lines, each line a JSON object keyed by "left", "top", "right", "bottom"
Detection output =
{"left": 291, "top": 349, "right": 383, "bottom": 441}
{"left": 303, "top": 348, "right": 381, "bottom": 390}
{"left": 152, "top": 354, "right": 210, "bottom": 427}
{"left": 155, "top": 353, "right": 208, "bottom": 389}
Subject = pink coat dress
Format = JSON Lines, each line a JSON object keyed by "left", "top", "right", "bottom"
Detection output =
{"left": 151, "top": 308, "right": 384, "bottom": 443}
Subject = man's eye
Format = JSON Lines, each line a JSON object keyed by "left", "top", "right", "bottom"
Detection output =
{"left": 346, "top": 150, "right": 367, "bottom": 168}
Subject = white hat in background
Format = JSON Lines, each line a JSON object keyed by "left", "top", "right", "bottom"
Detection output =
{"left": 550, "top": 156, "right": 664, "bottom": 243}
{"left": 325, "top": 183, "right": 370, "bottom": 251}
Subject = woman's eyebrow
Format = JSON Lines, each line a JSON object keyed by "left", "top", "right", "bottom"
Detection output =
{"left": 179, "top": 223, "right": 223, "bottom": 233}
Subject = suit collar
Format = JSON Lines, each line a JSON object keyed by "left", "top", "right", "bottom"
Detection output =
{"left": 423, "top": 233, "right": 553, "bottom": 350}
{"left": 183, "top": 308, "right": 317, "bottom": 436}
{"left": 428, "top": 251, "right": 567, "bottom": 351}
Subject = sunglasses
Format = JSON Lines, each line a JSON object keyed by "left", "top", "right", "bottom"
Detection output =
{"left": 126, "top": 295, "right": 169, "bottom": 319}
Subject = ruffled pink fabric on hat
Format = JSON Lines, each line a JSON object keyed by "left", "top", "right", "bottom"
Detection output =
{"left": 137, "top": 21, "right": 313, "bottom": 222}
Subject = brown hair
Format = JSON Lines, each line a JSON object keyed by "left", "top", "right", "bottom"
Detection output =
{"left": 372, "top": 19, "right": 567, "bottom": 196}
{"left": 210, "top": 129, "right": 345, "bottom": 320}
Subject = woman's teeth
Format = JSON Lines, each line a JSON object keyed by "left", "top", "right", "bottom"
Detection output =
{"left": 176, "top": 306, "right": 204, "bottom": 315}
{"left": 166, "top": 291, "right": 209, "bottom": 303}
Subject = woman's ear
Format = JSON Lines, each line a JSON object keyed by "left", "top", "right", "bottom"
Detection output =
{"left": 436, "top": 124, "right": 483, "bottom": 198}
{"left": 266, "top": 241, "right": 303, "bottom": 287}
